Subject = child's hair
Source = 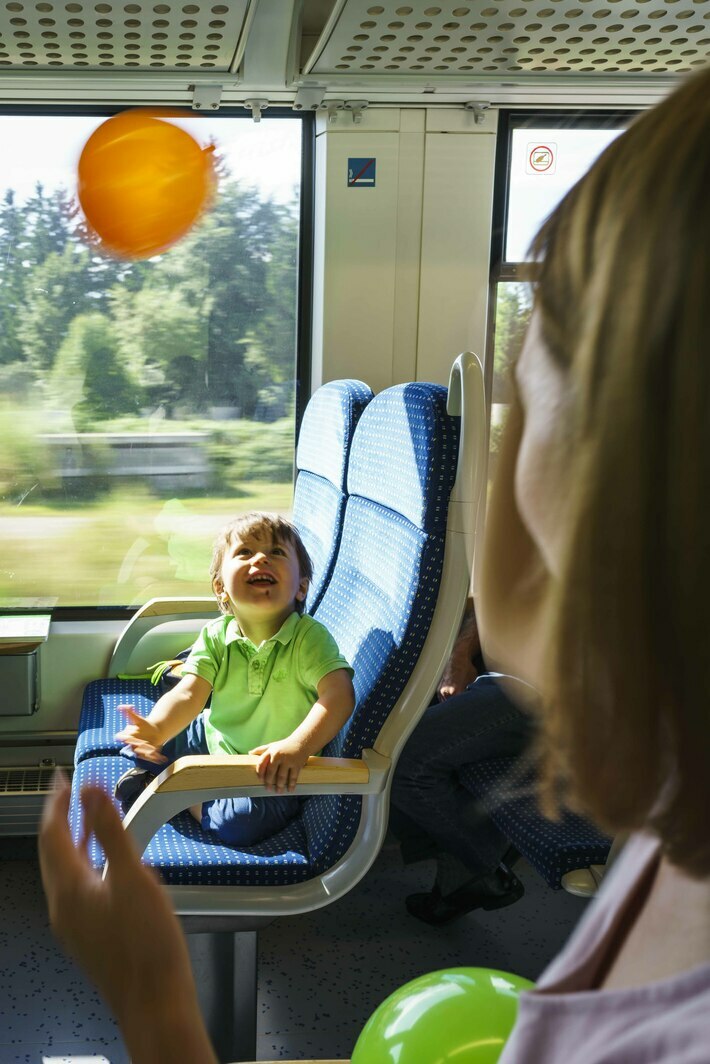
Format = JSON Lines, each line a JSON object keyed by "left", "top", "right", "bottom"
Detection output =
{"left": 528, "top": 66, "right": 710, "bottom": 876}
{"left": 210, "top": 512, "right": 313, "bottom": 615}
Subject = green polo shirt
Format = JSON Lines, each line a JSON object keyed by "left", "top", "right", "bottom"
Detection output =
{"left": 181, "top": 612, "right": 353, "bottom": 756}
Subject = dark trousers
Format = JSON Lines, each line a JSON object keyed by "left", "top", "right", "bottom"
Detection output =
{"left": 120, "top": 714, "right": 301, "bottom": 847}
{"left": 389, "top": 674, "right": 533, "bottom": 879}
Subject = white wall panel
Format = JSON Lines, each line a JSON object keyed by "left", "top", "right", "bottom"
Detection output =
{"left": 314, "top": 106, "right": 497, "bottom": 393}
{"left": 417, "top": 120, "right": 496, "bottom": 386}
{"left": 313, "top": 118, "right": 403, "bottom": 393}
{"left": 391, "top": 109, "right": 425, "bottom": 385}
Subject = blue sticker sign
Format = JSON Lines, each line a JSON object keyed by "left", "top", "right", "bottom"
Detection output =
{"left": 348, "top": 157, "right": 376, "bottom": 187}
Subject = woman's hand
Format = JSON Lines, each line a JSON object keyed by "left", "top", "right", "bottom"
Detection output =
{"left": 249, "top": 737, "right": 309, "bottom": 793}
{"left": 38, "top": 771, "right": 216, "bottom": 1063}
{"left": 115, "top": 704, "right": 168, "bottom": 764}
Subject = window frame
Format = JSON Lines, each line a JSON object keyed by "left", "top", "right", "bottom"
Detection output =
{"left": 0, "top": 104, "right": 314, "bottom": 621}
{"left": 485, "top": 108, "right": 638, "bottom": 401}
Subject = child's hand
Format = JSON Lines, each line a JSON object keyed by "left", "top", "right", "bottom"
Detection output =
{"left": 249, "top": 738, "right": 309, "bottom": 794}
{"left": 115, "top": 705, "right": 168, "bottom": 765}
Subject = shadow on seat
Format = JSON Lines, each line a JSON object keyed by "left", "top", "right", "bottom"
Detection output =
{"left": 68, "top": 354, "right": 486, "bottom": 1062}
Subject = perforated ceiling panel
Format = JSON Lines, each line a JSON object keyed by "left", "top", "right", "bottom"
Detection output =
{"left": 307, "top": 0, "right": 710, "bottom": 76}
{"left": 0, "top": 1, "right": 250, "bottom": 70}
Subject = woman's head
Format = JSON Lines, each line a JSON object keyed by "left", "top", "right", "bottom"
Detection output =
{"left": 480, "top": 67, "right": 710, "bottom": 876}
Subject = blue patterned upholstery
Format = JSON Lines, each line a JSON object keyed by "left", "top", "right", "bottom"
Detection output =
{"left": 294, "top": 379, "right": 373, "bottom": 613}
{"left": 70, "top": 755, "right": 312, "bottom": 886}
{"left": 302, "top": 383, "right": 459, "bottom": 872}
{"left": 74, "top": 679, "right": 155, "bottom": 764}
{"left": 461, "top": 758, "right": 612, "bottom": 889}
{"left": 70, "top": 380, "right": 460, "bottom": 888}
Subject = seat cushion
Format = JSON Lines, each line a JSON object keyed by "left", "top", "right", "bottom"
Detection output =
{"left": 70, "top": 755, "right": 313, "bottom": 886}
{"left": 293, "top": 473, "right": 345, "bottom": 614}
{"left": 75, "top": 678, "right": 158, "bottom": 764}
{"left": 296, "top": 378, "right": 373, "bottom": 490}
{"left": 294, "top": 379, "right": 372, "bottom": 613}
{"left": 461, "top": 757, "right": 612, "bottom": 889}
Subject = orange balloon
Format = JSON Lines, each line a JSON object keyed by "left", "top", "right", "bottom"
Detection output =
{"left": 77, "top": 110, "right": 215, "bottom": 259}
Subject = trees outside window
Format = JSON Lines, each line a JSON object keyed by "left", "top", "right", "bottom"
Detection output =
{"left": 0, "top": 114, "right": 303, "bottom": 609}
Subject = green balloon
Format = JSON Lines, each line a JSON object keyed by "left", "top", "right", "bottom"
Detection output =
{"left": 351, "top": 966, "right": 534, "bottom": 1064}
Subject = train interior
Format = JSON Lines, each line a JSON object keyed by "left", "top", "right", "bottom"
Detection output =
{"left": 0, "top": 0, "right": 706, "bottom": 1060}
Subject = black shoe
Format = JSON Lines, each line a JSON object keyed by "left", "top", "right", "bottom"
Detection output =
{"left": 502, "top": 844, "right": 521, "bottom": 869}
{"left": 114, "top": 767, "right": 152, "bottom": 808}
{"left": 406, "top": 865, "right": 524, "bottom": 926}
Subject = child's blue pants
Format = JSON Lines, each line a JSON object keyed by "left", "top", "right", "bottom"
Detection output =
{"left": 119, "top": 714, "right": 301, "bottom": 847}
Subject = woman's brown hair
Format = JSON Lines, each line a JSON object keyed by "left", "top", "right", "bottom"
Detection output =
{"left": 530, "top": 67, "right": 710, "bottom": 876}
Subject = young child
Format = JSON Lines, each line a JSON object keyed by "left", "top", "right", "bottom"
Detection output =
{"left": 114, "top": 512, "right": 355, "bottom": 847}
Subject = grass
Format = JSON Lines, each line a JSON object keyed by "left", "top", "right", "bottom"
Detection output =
{"left": 0, "top": 483, "right": 294, "bottom": 608}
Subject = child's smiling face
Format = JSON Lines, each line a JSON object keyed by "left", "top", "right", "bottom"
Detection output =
{"left": 214, "top": 531, "right": 308, "bottom": 633}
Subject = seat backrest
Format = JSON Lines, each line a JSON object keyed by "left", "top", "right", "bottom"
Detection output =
{"left": 293, "top": 379, "right": 373, "bottom": 613}
{"left": 304, "top": 381, "right": 460, "bottom": 871}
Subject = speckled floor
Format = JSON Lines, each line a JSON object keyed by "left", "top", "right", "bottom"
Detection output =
{"left": 0, "top": 836, "right": 587, "bottom": 1063}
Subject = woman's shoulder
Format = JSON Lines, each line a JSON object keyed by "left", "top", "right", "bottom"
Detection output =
{"left": 537, "top": 834, "right": 662, "bottom": 992}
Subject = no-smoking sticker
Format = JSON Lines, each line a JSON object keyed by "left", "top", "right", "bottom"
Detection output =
{"left": 526, "top": 143, "right": 557, "bottom": 174}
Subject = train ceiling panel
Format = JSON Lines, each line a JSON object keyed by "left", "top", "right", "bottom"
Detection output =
{"left": 0, "top": 0, "right": 251, "bottom": 71}
{"left": 0, "top": 0, "right": 705, "bottom": 106}
{"left": 304, "top": 0, "right": 710, "bottom": 77}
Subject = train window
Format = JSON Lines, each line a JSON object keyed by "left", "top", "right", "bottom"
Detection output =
{"left": 488, "top": 111, "right": 634, "bottom": 484}
{"left": 0, "top": 111, "right": 307, "bottom": 612}
{"left": 505, "top": 126, "right": 625, "bottom": 262}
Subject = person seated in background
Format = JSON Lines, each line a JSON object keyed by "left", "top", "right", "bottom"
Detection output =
{"left": 39, "top": 64, "right": 710, "bottom": 1064}
{"left": 389, "top": 597, "right": 533, "bottom": 924}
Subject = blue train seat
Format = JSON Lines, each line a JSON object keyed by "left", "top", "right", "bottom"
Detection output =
{"left": 73, "top": 378, "right": 372, "bottom": 766}
{"left": 461, "top": 756, "right": 612, "bottom": 893}
{"left": 69, "top": 360, "right": 483, "bottom": 883}
{"left": 67, "top": 353, "right": 487, "bottom": 1061}
{"left": 68, "top": 352, "right": 484, "bottom": 899}
{"left": 294, "top": 378, "right": 373, "bottom": 614}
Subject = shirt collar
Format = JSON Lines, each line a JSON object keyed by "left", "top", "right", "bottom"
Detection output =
{"left": 224, "top": 610, "right": 300, "bottom": 649}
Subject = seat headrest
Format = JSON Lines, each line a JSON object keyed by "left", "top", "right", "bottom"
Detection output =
{"left": 296, "top": 379, "right": 373, "bottom": 489}
{"left": 347, "top": 383, "right": 459, "bottom": 533}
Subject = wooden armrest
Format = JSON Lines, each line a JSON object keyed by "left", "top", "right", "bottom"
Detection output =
{"left": 119, "top": 750, "right": 389, "bottom": 862}
{"left": 157, "top": 754, "right": 370, "bottom": 793}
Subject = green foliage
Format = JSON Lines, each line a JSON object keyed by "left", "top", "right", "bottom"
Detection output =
{"left": 493, "top": 283, "right": 533, "bottom": 402}
{"left": 50, "top": 313, "right": 141, "bottom": 430}
{"left": 111, "top": 285, "right": 208, "bottom": 412}
{"left": 0, "top": 401, "right": 53, "bottom": 502}
{"left": 206, "top": 417, "right": 295, "bottom": 494}
{"left": 18, "top": 244, "right": 95, "bottom": 375}
{"left": 0, "top": 170, "right": 300, "bottom": 420}
{"left": 0, "top": 190, "right": 29, "bottom": 366}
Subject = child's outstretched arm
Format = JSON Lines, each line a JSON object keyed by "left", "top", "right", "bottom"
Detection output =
{"left": 250, "top": 669, "right": 355, "bottom": 793}
{"left": 115, "top": 674, "right": 213, "bottom": 764}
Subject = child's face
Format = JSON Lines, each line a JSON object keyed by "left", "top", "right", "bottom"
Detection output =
{"left": 214, "top": 531, "right": 307, "bottom": 629}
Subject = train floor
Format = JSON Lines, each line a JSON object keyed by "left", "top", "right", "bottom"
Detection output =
{"left": 0, "top": 833, "right": 587, "bottom": 1063}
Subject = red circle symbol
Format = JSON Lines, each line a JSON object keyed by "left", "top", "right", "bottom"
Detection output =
{"left": 529, "top": 145, "right": 554, "bottom": 173}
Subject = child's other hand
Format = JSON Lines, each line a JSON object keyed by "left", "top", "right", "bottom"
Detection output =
{"left": 249, "top": 738, "right": 309, "bottom": 793}
{"left": 114, "top": 705, "right": 168, "bottom": 765}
